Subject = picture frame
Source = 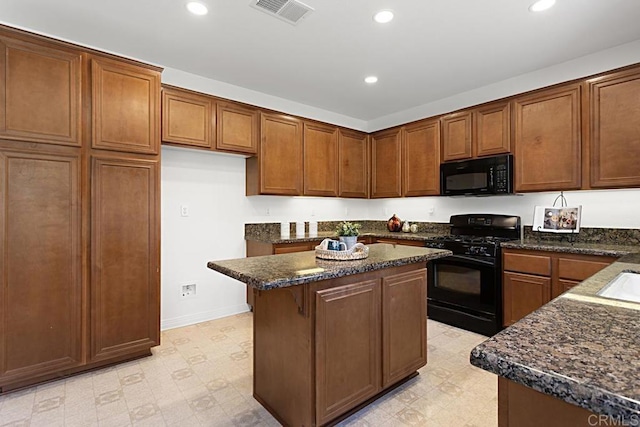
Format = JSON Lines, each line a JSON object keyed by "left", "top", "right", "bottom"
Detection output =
{"left": 532, "top": 205, "right": 582, "bottom": 233}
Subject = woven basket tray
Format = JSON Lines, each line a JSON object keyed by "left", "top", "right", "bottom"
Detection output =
{"left": 315, "top": 242, "right": 369, "bottom": 261}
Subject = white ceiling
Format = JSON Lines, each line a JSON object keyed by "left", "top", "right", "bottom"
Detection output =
{"left": 2, "top": 0, "right": 640, "bottom": 122}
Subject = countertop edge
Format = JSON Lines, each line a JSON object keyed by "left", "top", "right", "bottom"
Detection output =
{"left": 469, "top": 339, "right": 640, "bottom": 420}
{"left": 208, "top": 249, "right": 452, "bottom": 290}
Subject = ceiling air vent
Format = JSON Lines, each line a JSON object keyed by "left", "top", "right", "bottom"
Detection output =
{"left": 250, "top": 0, "right": 314, "bottom": 25}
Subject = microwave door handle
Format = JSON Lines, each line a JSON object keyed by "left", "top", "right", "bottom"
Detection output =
{"left": 488, "top": 167, "right": 494, "bottom": 191}
{"left": 447, "top": 254, "right": 495, "bottom": 267}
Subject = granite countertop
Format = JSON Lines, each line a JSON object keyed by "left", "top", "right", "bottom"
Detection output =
{"left": 501, "top": 238, "right": 637, "bottom": 257}
{"left": 470, "top": 252, "right": 640, "bottom": 421}
{"left": 247, "top": 231, "right": 446, "bottom": 245}
{"left": 208, "top": 243, "right": 451, "bottom": 290}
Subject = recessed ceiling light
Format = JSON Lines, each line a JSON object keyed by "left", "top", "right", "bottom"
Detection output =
{"left": 186, "top": 1, "right": 208, "bottom": 16}
{"left": 529, "top": 0, "right": 556, "bottom": 12}
{"left": 373, "top": 10, "right": 394, "bottom": 24}
{"left": 364, "top": 76, "right": 378, "bottom": 84}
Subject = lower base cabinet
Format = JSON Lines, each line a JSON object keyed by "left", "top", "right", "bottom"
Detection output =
{"left": 253, "top": 264, "right": 427, "bottom": 426}
{"left": 502, "top": 249, "right": 615, "bottom": 326}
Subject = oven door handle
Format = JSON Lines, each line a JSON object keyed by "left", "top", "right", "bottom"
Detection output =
{"left": 442, "top": 254, "right": 496, "bottom": 267}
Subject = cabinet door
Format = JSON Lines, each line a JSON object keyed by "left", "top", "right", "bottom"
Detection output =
{"left": 161, "top": 87, "right": 213, "bottom": 149}
{"left": 403, "top": 119, "right": 440, "bottom": 196}
{"left": 338, "top": 129, "right": 369, "bottom": 198}
{"left": 587, "top": 67, "right": 640, "bottom": 188}
{"left": 0, "top": 36, "right": 82, "bottom": 146}
{"left": 303, "top": 122, "right": 338, "bottom": 197}
{"left": 315, "top": 280, "right": 380, "bottom": 425}
{"left": 370, "top": 128, "right": 402, "bottom": 198}
{"left": 258, "top": 113, "right": 303, "bottom": 195}
{"left": 91, "top": 57, "right": 161, "bottom": 154}
{"left": 474, "top": 101, "right": 511, "bottom": 157}
{"left": 503, "top": 272, "right": 551, "bottom": 327}
{"left": 216, "top": 101, "right": 258, "bottom": 154}
{"left": 0, "top": 149, "right": 82, "bottom": 384}
{"left": 91, "top": 156, "right": 159, "bottom": 361}
{"left": 514, "top": 84, "right": 581, "bottom": 192}
{"left": 382, "top": 269, "right": 427, "bottom": 388}
{"left": 441, "top": 111, "right": 472, "bottom": 161}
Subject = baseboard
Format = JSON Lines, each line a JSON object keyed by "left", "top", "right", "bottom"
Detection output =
{"left": 161, "top": 304, "right": 250, "bottom": 331}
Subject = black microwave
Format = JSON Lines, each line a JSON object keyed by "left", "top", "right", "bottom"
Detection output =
{"left": 440, "top": 154, "right": 513, "bottom": 196}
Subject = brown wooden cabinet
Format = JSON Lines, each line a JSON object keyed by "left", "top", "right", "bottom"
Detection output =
{"left": 91, "top": 56, "right": 160, "bottom": 155}
{"left": 503, "top": 272, "right": 551, "bottom": 327}
{"left": 246, "top": 112, "right": 303, "bottom": 195}
{"left": 303, "top": 122, "right": 338, "bottom": 197}
{"left": 338, "top": 129, "right": 369, "bottom": 198}
{"left": 315, "top": 280, "right": 381, "bottom": 425}
{"left": 253, "top": 264, "right": 427, "bottom": 426}
{"left": 514, "top": 84, "right": 582, "bottom": 192}
{"left": 382, "top": 269, "right": 427, "bottom": 387}
{"left": 0, "top": 26, "right": 162, "bottom": 392}
{"left": 0, "top": 35, "right": 82, "bottom": 146}
{"left": 402, "top": 119, "right": 440, "bottom": 196}
{"left": 475, "top": 101, "right": 511, "bottom": 157}
{"left": 441, "top": 111, "right": 472, "bottom": 161}
{"left": 216, "top": 101, "right": 258, "bottom": 154}
{"left": 502, "top": 248, "right": 615, "bottom": 326}
{"left": 162, "top": 86, "right": 214, "bottom": 149}
{"left": 586, "top": 66, "right": 640, "bottom": 189}
{"left": 370, "top": 127, "right": 402, "bottom": 198}
{"left": 90, "top": 156, "right": 160, "bottom": 361}
{"left": 0, "top": 147, "right": 83, "bottom": 386}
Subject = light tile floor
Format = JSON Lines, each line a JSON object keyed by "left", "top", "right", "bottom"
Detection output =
{"left": 0, "top": 313, "right": 497, "bottom": 426}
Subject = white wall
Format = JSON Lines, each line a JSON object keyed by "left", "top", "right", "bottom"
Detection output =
{"left": 161, "top": 40, "right": 640, "bottom": 330}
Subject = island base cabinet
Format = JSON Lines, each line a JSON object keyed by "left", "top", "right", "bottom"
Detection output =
{"left": 315, "top": 280, "right": 381, "bottom": 425}
{"left": 499, "top": 377, "right": 597, "bottom": 427}
{"left": 252, "top": 264, "right": 427, "bottom": 426}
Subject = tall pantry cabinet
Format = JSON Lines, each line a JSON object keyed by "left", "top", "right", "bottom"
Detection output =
{"left": 0, "top": 25, "right": 161, "bottom": 392}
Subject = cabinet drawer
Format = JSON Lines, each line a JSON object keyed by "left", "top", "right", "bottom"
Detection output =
{"left": 274, "top": 242, "right": 313, "bottom": 254}
{"left": 375, "top": 238, "right": 425, "bottom": 247}
{"left": 557, "top": 257, "right": 613, "bottom": 281}
{"left": 503, "top": 252, "right": 551, "bottom": 276}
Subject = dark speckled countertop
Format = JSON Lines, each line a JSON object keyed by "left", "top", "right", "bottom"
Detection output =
{"left": 501, "top": 238, "right": 637, "bottom": 257}
{"left": 208, "top": 243, "right": 451, "bottom": 290}
{"left": 246, "top": 231, "right": 446, "bottom": 245}
{"left": 471, "top": 252, "right": 640, "bottom": 421}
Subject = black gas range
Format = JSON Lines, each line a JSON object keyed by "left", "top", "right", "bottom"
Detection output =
{"left": 424, "top": 214, "right": 521, "bottom": 336}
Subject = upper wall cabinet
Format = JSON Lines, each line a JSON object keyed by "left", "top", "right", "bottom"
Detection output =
{"left": 586, "top": 66, "right": 640, "bottom": 189}
{"left": 216, "top": 101, "right": 259, "bottom": 155}
{"left": 162, "top": 86, "right": 214, "bottom": 149}
{"left": 371, "top": 127, "right": 402, "bottom": 198}
{"left": 441, "top": 111, "right": 472, "bottom": 161}
{"left": 514, "top": 83, "right": 582, "bottom": 192}
{"left": 403, "top": 119, "right": 440, "bottom": 197}
{"left": 246, "top": 112, "right": 303, "bottom": 196}
{"left": 474, "top": 101, "right": 511, "bottom": 157}
{"left": 0, "top": 35, "right": 82, "bottom": 146}
{"left": 91, "top": 56, "right": 161, "bottom": 155}
{"left": 303, "top": 121, "right": 338, "bottom": 197}
{"left": 441, "top": 101, "right": 511, "bottom": 162}
{"left": 338, "top": 129, "right": 369, "bottom": 198}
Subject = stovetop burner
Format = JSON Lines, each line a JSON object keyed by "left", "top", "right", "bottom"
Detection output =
{"left": 424, "top": 214, "right": 521, "bottom": 257}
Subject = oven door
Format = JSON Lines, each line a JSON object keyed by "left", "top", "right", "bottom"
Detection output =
{"left": 427, "top": 254, "right": 497, "bottom": 315}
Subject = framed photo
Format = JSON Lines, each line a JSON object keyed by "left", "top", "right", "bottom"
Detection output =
{"left": 532, "top": 205, "right": 582, "bottom": 233}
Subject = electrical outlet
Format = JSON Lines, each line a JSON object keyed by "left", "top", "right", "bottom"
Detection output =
{"left": 180, "top": 205, "right": 189, "bottom": 217}
{"left": 265, "top": 207, "right": 270, "bottom": 216}
{"left": 181, "top": 284, "right": 196, "bottom": 297}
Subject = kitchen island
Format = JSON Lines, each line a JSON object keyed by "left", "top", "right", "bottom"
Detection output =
{"left": 470, "top": 252, "right": 640, "bottom": 427}
{"left": 208, "top": 244, "right": 451, "bottom": 426}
